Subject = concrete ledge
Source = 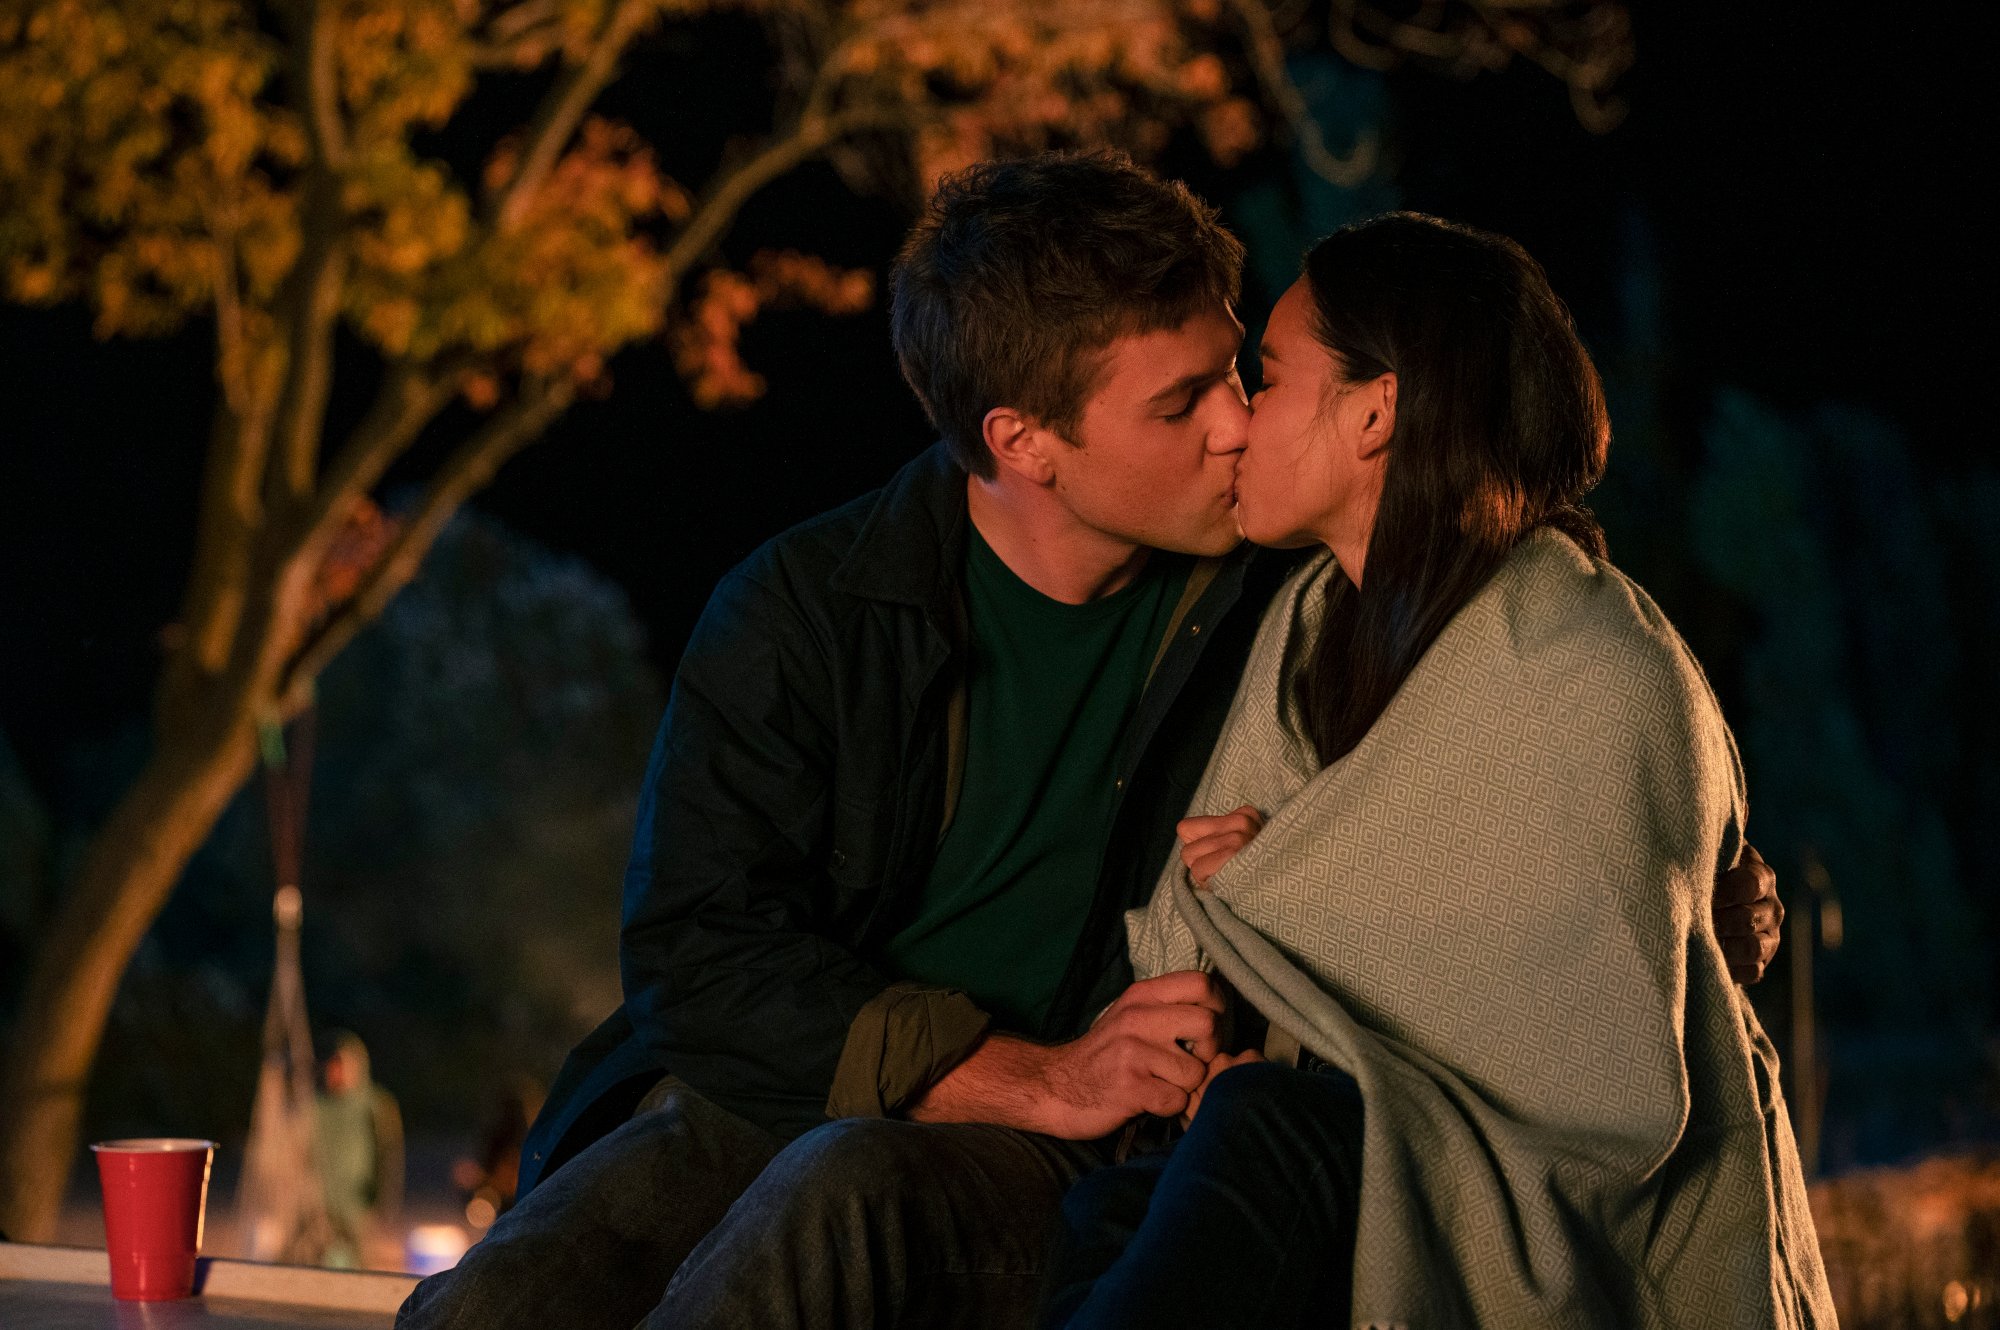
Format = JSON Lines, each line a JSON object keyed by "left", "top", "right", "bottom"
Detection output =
{"left": 0, "top": 1242, "right": 418, "bottom": 1315}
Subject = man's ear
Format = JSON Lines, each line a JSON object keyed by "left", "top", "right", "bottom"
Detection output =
{"left": 981, "top": 406, "right": 1058, "bottom": 486}
{"left": 1355, "top": 373, "right": 1397, "bottom": 461}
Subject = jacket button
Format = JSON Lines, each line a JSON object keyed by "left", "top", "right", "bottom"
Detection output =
{"left": 1189, "top": 624, "right": 1200, "bottom": 635}
{"left": 830, "top": 849, "right": 849, "bottom": 870}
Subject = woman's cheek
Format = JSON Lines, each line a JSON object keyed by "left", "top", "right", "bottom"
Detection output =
{"left": 1262, "top": 424, "right": 1314, "bottom": 533}
{"left": 1239, "top": 467, "right": 1297, "bottom": 545}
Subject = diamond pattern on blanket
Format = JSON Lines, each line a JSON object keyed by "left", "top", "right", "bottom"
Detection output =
{"left": 1126, "top": 531, "right": 1834, "bottom": 1330}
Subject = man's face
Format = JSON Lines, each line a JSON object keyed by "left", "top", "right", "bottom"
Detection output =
{"left": 1041, "top": 303, "right": 1250, "bottom": 557}
{"left": 323, "top": 1049, "right": 359, "bottom": 1094}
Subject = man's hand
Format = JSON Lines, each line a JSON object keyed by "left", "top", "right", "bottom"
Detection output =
{"left": 1714, "top": 845, "right": 1783, "bottom": 985}
{"left": 906, "top": 971, "right": 1226, "bottom": 1138}
{"left": 1180, "top": 1047, "right": 1264, "bottom": 1129}
{"left": 1178, "top": 805, "right": 1264, "bottom": 888}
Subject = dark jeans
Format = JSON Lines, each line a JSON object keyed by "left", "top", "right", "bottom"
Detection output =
{"left": 1042, "top": 1060, "right": 1366, "bottom": 1330}
{"left": 397, "top": 1077, "right": 1103, "bottom": 1330}
{"left": 655, "top": 1116, "right": 1104, "bottom": 1329}
{"left": 397, "top": 1078, "right": 783, "bottom": 1330}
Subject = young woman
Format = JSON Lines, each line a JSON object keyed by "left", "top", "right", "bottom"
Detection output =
{"left": 1046, "top": 214, "right": 1833, "bottom": 1329}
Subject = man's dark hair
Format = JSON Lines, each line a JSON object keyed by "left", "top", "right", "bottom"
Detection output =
{"left": 1294, "top": 211, "right": 1612, "bottom": 767}
{"left": 890, "top": 151, "right": 1245, "bottom": 478}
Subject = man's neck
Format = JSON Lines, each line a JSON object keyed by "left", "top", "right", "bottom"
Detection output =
{"left": 966, "top": 475, "right": 1151, "bottom": 605}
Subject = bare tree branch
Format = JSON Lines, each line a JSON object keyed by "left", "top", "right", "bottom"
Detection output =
{"left": 468, "top": 0, "right": 567, "bottom": 67}
{"left": 188, "top": 378, "right": 464, "bottom": 768}
{"left": 1328, "top": 0, "right": 1631, "bottom": 131}
{"left": 266, "top": 203, "right": 348, "bottom": 506}
{"left": 1331, "top": 0, "right": 1461, "bottom": 67}
{"left": 170, "top": 397, "right": 275, "bottom": 691}
{"left": 297, "top": 362, "right": 462, "bottom": 553}
{"left": 662, "top": 104, "right": 897, "bottom": 283}
{"left": 205, "top": 215, "right": 254, "bottom": 418}
{"left": 170, "top": 201, "right": 279, "bottom": 690}
{"left": 1228, "top": 0, "right": 1377, "bottom": 187}
{"left": 277, "top": 379, "right": 576, "bottom": 709}
{"left": 490, "top": 0, "right": 658, "bottom": 231}
{"left": 265, "top": 0, "right": 354, "bottom": 506}
{"left": 488, "top": 0, "right": 563, "bottom": 45}
{"left": 296, "top": 0, "right": 348, "bottom": 169}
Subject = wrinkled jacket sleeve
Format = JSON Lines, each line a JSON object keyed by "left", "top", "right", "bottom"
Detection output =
{"left": 827, "top": 982, "right": 992, "bottom": 1119}
{"left": 619, "top": 568, "right": 899, "bottom": 1137}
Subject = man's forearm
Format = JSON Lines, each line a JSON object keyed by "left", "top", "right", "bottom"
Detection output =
{"left": 904, "top": 1033, "right": 1064, "bottom": 1133}
{"left": 904, "top": 972, "right": 1228, "bottom": 1140}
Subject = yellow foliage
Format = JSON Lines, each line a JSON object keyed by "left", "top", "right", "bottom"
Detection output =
{"left": 672, "top": 251, "right": 875, "bottom": 409}
{"left": 339, "top": 114, "right": 683, "bottom": 388}
{"left": 0, "top": 0, "right": 1267, "bottom": 406}
{"left": 832, "top": 0, "right": 1246, "bottom": 189}
{"left": 1199, "top": 96, "right": 1260, "bottom": 165}
{"left": 0, "top": 0, "right": 299, "bottom": 338}
{"left": 337, "top": 0, "right": 477, "bottom": 140}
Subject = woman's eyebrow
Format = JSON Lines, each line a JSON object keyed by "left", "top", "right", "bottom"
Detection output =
{"left": 1258, "top": 342, "right": 1283, "bottom": 364}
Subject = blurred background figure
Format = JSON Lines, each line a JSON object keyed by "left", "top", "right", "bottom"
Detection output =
{"left": 452, "top": 1074, "right": 545, "bottom": 1233}
{"left": 316, "top": 1031, "right": 404, "bottom": 1269}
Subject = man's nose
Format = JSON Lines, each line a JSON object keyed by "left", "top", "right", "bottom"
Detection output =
{"left": 1207, "top": 391, "right": 1250, "bottom": 455}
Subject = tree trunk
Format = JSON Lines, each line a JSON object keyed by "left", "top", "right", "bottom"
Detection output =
{"left": 0, "top": 716, "right": 259, "bottom": 1241}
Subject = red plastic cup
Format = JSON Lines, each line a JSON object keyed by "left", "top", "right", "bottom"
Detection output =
{"left": 91, "top": 1138, "right": 216, "bottom": 1301}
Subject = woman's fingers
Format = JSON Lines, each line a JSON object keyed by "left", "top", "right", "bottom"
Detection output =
{"left": 1185, "top": 848, "right": 1244, "bottom": 887}
{"left": 1180, "top": 1048, "right": 1268, "bottom": 1128}
{"left": 1142, "top": 1042, "right": 1210, "bottom": 1094}
{"left": 1178, "top": 806, "right": 1267, "bottom": 886}
{"left": 1176, "top": 805, "right": 1264, "bottom": 844}
{"left": 1178, "top": 831, "right": 1250, "bottom": 866}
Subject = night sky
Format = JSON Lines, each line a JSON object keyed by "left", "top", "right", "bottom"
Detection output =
{"left": 0, "top": 3, "right": 1987, "bottom": 798}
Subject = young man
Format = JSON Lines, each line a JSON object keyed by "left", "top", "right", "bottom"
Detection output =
{"left": 398, "top": 153, "right": 1781, "bottom": 1330}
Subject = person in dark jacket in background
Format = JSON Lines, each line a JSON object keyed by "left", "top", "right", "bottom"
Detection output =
{"left": 398, "top": 153, "right": 1783, "bottom": 1330}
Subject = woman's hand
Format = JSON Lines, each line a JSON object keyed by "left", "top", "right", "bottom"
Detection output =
{"left": 1177, "top": 805, "right": 1265, "bottom": 889}
{"left": 1179, "top": 1048, "right": 1264, "bottom": 1128}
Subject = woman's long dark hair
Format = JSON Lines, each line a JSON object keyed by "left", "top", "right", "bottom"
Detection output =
{"left": 1295, "top": 212, "right": 1611, "bottom": 767}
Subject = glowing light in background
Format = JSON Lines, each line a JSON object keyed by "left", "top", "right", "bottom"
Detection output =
{"left": 405, "top": 1224, "right": 471, "bottom": 1277}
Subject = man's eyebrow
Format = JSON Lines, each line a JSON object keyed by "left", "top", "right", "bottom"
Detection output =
{"left": 1143, "top": 363, "right": 1233, "bottom": 407}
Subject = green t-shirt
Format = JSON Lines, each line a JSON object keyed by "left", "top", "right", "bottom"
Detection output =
{"left": 880, "top": 526, "right": 1190, "bottom": 1032}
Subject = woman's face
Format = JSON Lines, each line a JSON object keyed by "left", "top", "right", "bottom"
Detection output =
{"left": 1237, "top": 278, "right": 1392, "bottom": 569}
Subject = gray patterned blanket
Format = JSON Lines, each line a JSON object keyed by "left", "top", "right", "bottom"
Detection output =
{"left": 1128, "top": 530, "right": 1834, "bottom": 1329}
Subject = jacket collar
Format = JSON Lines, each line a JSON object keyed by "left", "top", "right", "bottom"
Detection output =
{"left": 831, "top": 441, "right": 971, "bottom": 613}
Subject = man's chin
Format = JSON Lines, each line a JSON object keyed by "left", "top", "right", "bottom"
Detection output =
{"left": 1147, "top": 525, "right": 1247, "bottom": 559}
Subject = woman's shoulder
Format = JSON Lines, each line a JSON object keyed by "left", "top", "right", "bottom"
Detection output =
{"left": 1482, "top": 529, "right": 1731, "bottom": 744}
{"left": 1488, "top": 529, "right": 1689, "bottom": 669}
{"left": 1271, "top": 545, "right": 1340, "bottom": 603}
{"left": 1249, "top": 547, "right": 1340, "bottom": 645}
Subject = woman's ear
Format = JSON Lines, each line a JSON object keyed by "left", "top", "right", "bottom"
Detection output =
{"left": 981, "top": 406, "right": 1058, "bottom": 486}
{"left": 1355, "top": 373, "right": 1397, "bottom": 460}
